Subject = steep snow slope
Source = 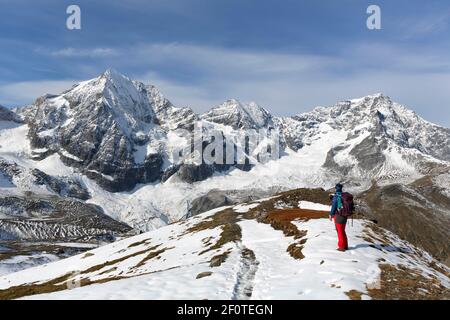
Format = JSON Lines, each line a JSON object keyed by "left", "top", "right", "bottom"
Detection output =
{"left": 0, "top": 189, "right": 448, "bottom": 300}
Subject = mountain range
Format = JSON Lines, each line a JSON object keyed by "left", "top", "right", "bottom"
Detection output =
{"left": 0, "top": 69, "right": 449, "bottom": 279}
{"left": 14, "top": 70, "right": 450, "bottom": 193}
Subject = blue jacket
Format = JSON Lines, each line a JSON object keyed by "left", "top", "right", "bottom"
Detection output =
{"left": 330, "top": 192, "right": 342, "bottom": 217}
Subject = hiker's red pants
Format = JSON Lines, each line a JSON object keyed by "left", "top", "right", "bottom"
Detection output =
{"left": 334, "top": 216, "right": 348, "bottom": 250}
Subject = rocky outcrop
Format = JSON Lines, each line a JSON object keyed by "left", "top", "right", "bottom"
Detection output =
{"left": 189, "top": 190, "right": 236, "bottom": 217}
{"left": 0, "top": 105, "right": 21, "bottom": 123}
{"left": 172, "top": 163, "right": 216, "bottom": 183}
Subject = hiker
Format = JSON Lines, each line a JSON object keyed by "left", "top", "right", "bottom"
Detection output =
{"left": 330, "top": 183, "right": 355, "bottom": 252}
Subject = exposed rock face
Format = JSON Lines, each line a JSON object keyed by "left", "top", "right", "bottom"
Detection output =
{"left": 188, "top": 187, "right": 287, "bottom": 217}
{"left": 358, "top": 173, "right": 450, "bottom": 266}
{"left": 31, "top": 169, "right": 90, "bottom": 200}
{"left": 348, "top": 133, "right": 388, "bottom": 172}
{"left": 189, "top": 190, "right": 236, "bottom": 217}
{"left": 171, "top": 163, "right": 216, "bottom": 183}
{"left": 0, "top": 105, "right": 21, "bottom": 123}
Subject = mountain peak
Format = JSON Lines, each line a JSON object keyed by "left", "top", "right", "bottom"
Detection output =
{"left": 98, "top": 69, "right": 138, "bottom": 92}
{"left": 348, "top": 93, "right": 391, "bottom": 105}
{"left": 201, "top": 99, "right": 272, "bottom": 129}
{"left": 102, "top": 68, "right": 128, "bottom": 81}
{"left": 216, "top": 99, "right": 268, "bottom": 117}
{"left": 364, "top": 92, "right": 388, "bottom": 99}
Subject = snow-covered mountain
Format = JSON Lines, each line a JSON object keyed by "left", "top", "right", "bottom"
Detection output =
{"left": 1, "top": 69, "right": 450, "bottom": 269}
{"left": 201, "top": 99, "right": 274, "bottom": 130}
{"left": 14, "top": 71, "right": 450, "bottom": 195}
{"left": 17, "top": 69, "right": 168, "bottom": 192}
{"left": 0, "top": 190, "right": 448, "bottom": 300}
{"left": 277, "top": 94, "right": 449, "bottom": 182}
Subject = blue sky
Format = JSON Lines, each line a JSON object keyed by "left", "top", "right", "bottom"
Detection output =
{"left": 0, "top": 0, "right": 450, "bottom": 126}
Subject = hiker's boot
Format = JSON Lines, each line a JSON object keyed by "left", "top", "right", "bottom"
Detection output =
{"left": 337, "top": 248, "right": 346, "bottom": 252}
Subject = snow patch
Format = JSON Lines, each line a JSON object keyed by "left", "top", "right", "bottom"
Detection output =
{"left": 298, "top": 201, "right": 331, "bottom": 212}
{"left": 60, "top": 150, "right": 83, "bottom": 162}
{"left": 233, "top": 203, "right": 259, "bottom": 213}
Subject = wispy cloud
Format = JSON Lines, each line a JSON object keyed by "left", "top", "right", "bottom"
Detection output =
{"left": 0, "top": 80, "right": 79, "bottom": 106}
{"left": 397, "top": 11, "right": 450, "bottom": 39}
{"left": 42, "top": 47, "right": 119, "bottom": 58}
{"left": 134, "top": 43, "right": 338, "bottom": 74}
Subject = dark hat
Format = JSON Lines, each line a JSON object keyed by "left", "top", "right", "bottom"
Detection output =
{"left": 335, "top": 183, "right": 343, "bottom": 192}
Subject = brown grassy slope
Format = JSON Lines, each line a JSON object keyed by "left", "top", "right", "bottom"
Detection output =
{"left": 358, "top": 179, "right": 450, "bottom": 266}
